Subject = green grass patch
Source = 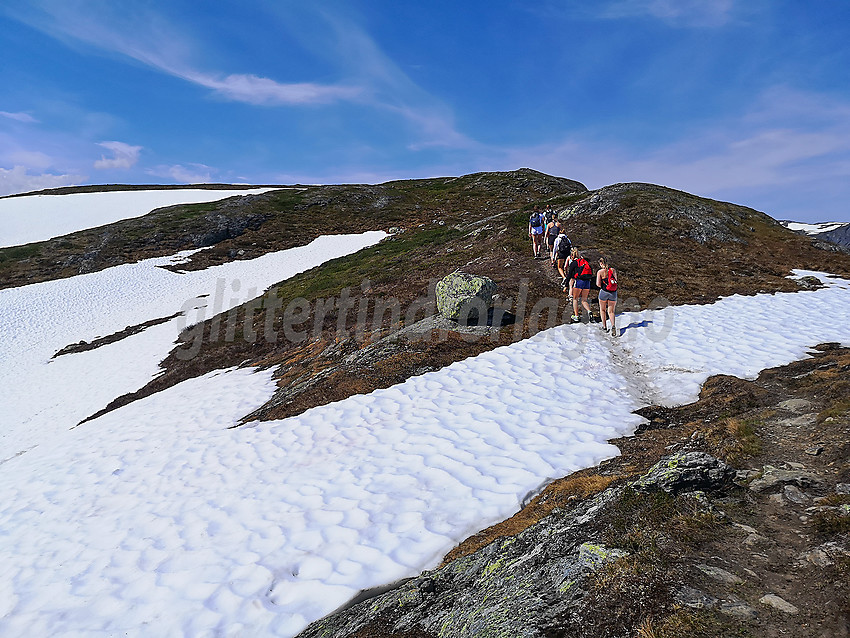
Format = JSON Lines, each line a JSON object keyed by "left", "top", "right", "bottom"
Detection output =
{"left": 637, "top": 610, "right": 754, "bottom": 638}
{"left": 546, "top": 192, "right": 588, "bottom": 209}
{"left": 605, "top": 489, "right": 725, "bottom": 555}
{"left": 812, "top": 495, "right": 850, "bottom": 537}
{"left": 0, "top": 243, "right": 42, "bottom": 263}
{"left": 723, "top": 417, "right": 764, "bottom": 465}
{"left": 819, "top": 399, "right": 850, "bottom": 424}
{"left": 265, "top": 188, "right": 306, "bottom": 210}
{"left": 270, "top": 225, "right": 461, "bottom": 303}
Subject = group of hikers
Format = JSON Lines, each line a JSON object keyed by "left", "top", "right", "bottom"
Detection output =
{"left": 528, "top": 206, "right": 619, "bottom": 337}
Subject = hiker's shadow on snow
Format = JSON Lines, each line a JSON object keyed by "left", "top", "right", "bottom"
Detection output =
{"left": 620, "top": 320, "right": 653, "bottom": 335}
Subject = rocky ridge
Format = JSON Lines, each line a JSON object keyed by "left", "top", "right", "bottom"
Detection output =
{"left": 814, "top": 224, "right": 850, "bottom": 253}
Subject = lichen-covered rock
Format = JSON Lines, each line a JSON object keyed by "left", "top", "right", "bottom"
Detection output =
{"left": 435, "top": 271, "right": 496, "bottom": 322}
{"left": 631, "top": 452, "right": 735, "bottom": 494}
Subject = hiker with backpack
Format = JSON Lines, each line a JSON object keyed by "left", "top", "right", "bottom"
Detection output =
{"left": 528, "top": 207, "right": 546, "bottom": 258}
{"left": 568, "top": 248, "right": 594, "bottom": 323}
{"left": 546, "top": 218, "right": 561, "bottom": 267}
{"left": 552, "top": 227, "right": 572, "bottom": 291}
{"left": 596, "top": 256, "right": 618, "bottom": 336}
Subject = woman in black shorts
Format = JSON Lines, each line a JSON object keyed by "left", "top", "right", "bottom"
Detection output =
{"left": 568, "top": 249, "right": 594, "bottom": 322}
{"left": 545, "top": 218, "right": 560, "bottom": 267}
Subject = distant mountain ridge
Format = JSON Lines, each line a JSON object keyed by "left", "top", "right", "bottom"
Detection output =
{"left": 0, "top": 182, "right": 290, "bottom": 199}
{"left": 781, "top": 219, "right": 850, "bottom": 251}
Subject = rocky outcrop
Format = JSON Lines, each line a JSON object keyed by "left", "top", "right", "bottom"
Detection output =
{"left": 435, "top": 272, "right": 497, "bottom": 322}
{"left": 747, "top": 465, "right": 827, "bottom": 493}
{"left": 814, "top": 223, "right": 850, "bottom": 252}
{"left": 559, "top": 182, "right": 775, "bottom": 245}
{"left": 296, "top": 453, "right": 729, "bottom": 638}
{"left": 296, "top": 485, "right": 625, "bottom": 638}
{"left": 184, "top": 210, "right": 267, "bottom": 247}
{"left": 631, "top": 452, "right": 735, "bottom": 494}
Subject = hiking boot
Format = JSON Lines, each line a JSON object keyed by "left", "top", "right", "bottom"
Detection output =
{"left": 570, "top": 314, "right": 581, "bottom": 323}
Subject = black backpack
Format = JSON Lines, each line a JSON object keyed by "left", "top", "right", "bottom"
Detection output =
{"left": 556, "top": 237, "right": 572, "bottom": 259}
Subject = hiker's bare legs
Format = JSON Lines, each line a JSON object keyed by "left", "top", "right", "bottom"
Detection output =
{"left": 581, "top": 289, "right": 591, "bottom": 317}
{"left": 607, "top": 299, "right": 617, "bottom": 332}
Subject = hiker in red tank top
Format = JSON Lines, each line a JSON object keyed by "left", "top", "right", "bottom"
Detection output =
{"left": 568, "top": 250, "right": 594, "bottom": 322}
{"left": 596, "top": 256, "right": 618, "bottom": 336}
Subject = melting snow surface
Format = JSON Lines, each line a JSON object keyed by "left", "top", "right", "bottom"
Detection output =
{"left": 0, "top": 249, "right": 849, "bottom": 636}
{"left": 0, "top": 188, "right": 281, "bottom": 248}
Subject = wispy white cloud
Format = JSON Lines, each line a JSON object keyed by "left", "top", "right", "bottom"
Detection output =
{"left": 175, "top": 70, "right": 361, "bottom": 106}
{"left": 3, "top": 2, "right": 362, "bottom": 107}
{"left": 0, "top": 111, "right": 39, "bottom": 124}
{"left": 5, "top": 149, "right": 53, "bottom": 170}
{"left": 315, "top": 11, "right": 475, "bottom": 149}
{"left": 0, "top": 166, "right": 85, "bottom": 197}
{"left": 599, "top": 0, "right": 741, "bottom": 27}
{"left": 93, "top": 141, "right": 142, "bottom": 170}
{"left": 147, "top": 163, "right": 214, "bottom": 184}
{"left": 3, "top": 2, "right": 472, "bottom": 149}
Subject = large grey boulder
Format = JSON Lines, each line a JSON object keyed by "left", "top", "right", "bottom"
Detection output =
{"left": 632, "top": 452, "right": 735, "bottom": 494}
{"left": 435, "top": 271, "right": 497, "bottom": 322}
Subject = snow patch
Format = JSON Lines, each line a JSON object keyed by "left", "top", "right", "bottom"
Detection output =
{"left": 0, "top": 231, "right": 387, "bottom": 457}
{"left": 784, "top": 220, "right": 848, "bottom": 235}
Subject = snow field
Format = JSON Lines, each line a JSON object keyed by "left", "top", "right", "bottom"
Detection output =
{"left": 616, "top": 270, "right": 850, "bottom": 406}
{"left": 0, "top": 231, "right": 387, "bottom": 458}
{"left": 0, "top": 188, "right": 280, "bottom": 248}
{"left": 0, "top": 241, "right": 848, "bottom": 636}
{"left": 0, "top": 327, "right": 632, "bottom": 637}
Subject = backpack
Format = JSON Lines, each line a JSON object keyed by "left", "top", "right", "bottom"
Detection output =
{"left": 575, "top": 257, "right": 592, "bottom": 280}
{"left": 556, "top": 236, "right": 572, "bottom": 259}
{"left": 602, "top": 268, "right": 618, "bottom": 292}
{"left": 529, "top": 212, "right": 544, "bottom": 228}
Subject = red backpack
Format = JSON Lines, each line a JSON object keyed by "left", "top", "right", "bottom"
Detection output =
{"left": 575, "top": 258, "right": 592, "bottom": 280}
{"left": 602, "top": 268, "right": 618, "bottom": 292}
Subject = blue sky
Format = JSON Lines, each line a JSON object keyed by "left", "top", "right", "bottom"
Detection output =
{"left": 1, "top": 0, "right": 849, "bottom": 222}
